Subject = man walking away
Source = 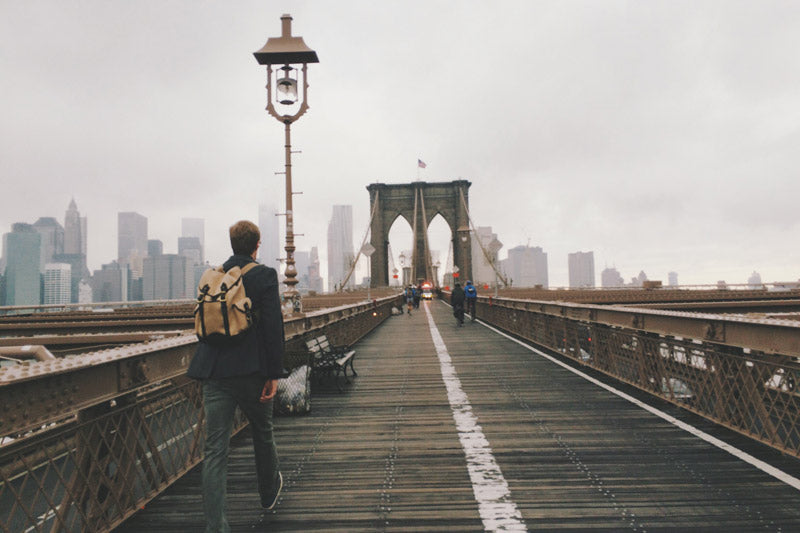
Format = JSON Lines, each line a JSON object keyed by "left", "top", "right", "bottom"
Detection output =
{"left": 464, "top": 280, "right": 477, "bottom": 321}
{"left": 188, "top": 220, "right": 285, "bottom": 533}
{"left": 451, "top": 282, "right": 465, "bottom": 326}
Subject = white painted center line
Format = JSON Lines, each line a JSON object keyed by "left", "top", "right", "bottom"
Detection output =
{"left": 424, "top": 304, "right": 527, "bottom": 532}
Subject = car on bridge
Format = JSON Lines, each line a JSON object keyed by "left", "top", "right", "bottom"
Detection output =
{"left": 421, "top": 282, "right": 434, "bottom": 300}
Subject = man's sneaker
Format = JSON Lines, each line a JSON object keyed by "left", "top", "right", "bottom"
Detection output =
{"left": 261, "top": 472, "right": 283, "bottom": 510}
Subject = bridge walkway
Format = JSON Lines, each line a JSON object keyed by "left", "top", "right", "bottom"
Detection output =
{"left": 120, "top": 299, "right": 800, "bottom": 531}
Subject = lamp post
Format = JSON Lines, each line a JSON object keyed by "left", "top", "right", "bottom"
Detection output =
{"left": 254, "top": 14, "right": 318, "bottom": 316}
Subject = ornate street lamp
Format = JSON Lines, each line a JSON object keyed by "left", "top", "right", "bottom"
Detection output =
{"left": 254, "top": 14, "right": 319, "bottom": 316}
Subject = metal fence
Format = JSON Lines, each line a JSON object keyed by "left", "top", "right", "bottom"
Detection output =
{"left": 0, "top": 295, "right": 399, "bottom": 532}
{"left": 476, "top": 296, "right": 800, "bottom": 457}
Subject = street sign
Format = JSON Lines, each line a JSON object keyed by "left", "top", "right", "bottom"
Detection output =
{"left": 360, "top": 243, "right": 376, "bottom": 257}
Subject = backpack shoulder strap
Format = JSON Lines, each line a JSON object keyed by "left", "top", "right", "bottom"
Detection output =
{"left": 240, "top": 262, "right": 260, "bottom": 275}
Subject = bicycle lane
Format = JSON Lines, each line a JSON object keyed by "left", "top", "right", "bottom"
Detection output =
{"left": 423, "top": 301, "right": 528, "bottom": 532}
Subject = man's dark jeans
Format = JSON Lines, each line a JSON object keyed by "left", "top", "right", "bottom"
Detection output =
{"left": 202, "top": 375, "right": 280, "bottom": 533}
{"left": 466, "top": 298, "right": 476, "bottom": 319}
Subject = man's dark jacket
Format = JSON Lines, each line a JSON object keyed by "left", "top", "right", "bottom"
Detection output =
{"left": 451, "top": 287, "right": 465, "bottom": 308}
{"left": 187, "top": 254, "right": 285, "bottom": 380}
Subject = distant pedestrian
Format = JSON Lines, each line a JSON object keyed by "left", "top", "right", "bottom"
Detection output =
{"left": 464, "top": 280, "right": 477, "bottom": 320}
{"left": 451, "top": 282, "right": 465, "bottom": 326}
{"left": 188, "top": 220, "right": 285, "bottom": 532}
{"left": 413, "top": 284, "right": 421, "bottom": 309}
{"left": 405, "top": 285, "right": 415, "bottom": 315}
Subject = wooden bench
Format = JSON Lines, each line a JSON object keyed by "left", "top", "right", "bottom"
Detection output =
{"left": 305, "top": 335, "right": 357, "bottom": 391}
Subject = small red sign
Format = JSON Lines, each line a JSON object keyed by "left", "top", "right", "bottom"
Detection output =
{"left": 453, "top": 272, "right": 460, "bottom": 278}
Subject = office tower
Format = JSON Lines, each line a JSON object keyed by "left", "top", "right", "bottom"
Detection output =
{"left": 568, "top": 251, "right": 595, "bottom": 288}
{"left": 3, "top": 223, "right": 41, "bottom": 305}
{"left": 307, "top": 246, "right": 323, "bottom": 293}
{"left": 33, "top": 217, "right": 65, "bottom": 271}
{"left": 505, "top": 245, "right": 548, "bottom": 288}
{"left": 258, "top": 203, "right": 280, "bottom": 269}
{"left": 178, "top": 237, "right": 203, "bottom": 295}
{"left": 601, "top": 267, "right": 624, "bottom": 288}
{"left": 43, "top": 263, "right": 72, "bottom": 304}
{"left": 181, "top": 218, "right": 205, "bottom": 263}
{"left": 748, "top": 271, "right": 762, "bottom": 289}
{"left": 327, "top": 205, "right": 354, "bottom": 291}
{"left": 668, "top": 271, "right": 679, "bottom": 287}
{"left": 118, "top": 212, "right": 148, "bottom": 278}
{"left": 52, "top": 252, "right": 86, "bottom": 303}
{"left": 471, "top": 227, "right": 503, "bottom": 286}
{"left": 63, "top": 199, "right": 88, "bottom": 277}
{"left": 294, "top": 250, "right": 310, "bottom": 292}
{"left": 631, "top": 271, "right": 648, "bottom": 287}
{"left": 142, "top": 254, "right": 189, "bottom": 300}
{"left": 148, "top": 239, "right": 163, "bottom": 257}
{"left": 178, "top": 237, "right": 202, "bottom": 265}
{"left": 91, "top": 261, "right": 129, "bottom": 302}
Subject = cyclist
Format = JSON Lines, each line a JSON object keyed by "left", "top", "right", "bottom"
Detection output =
{"left": 464, "top": 280, "right": 478, "bottom": 321}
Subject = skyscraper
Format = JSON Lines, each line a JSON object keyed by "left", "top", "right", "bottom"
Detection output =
{"left": 91, "top": 261, "right": 128, "bottom": 302}
{"left": 43, "top": 263, "right": 71, "bottom": 305}
{"left": 32, "top": 217, "right": 65, "bottom": 271}
{"left": 568, "top": 251, "right": 595, "bottom": 288}
{"left": 601, "top": 267, "right": 624, "bottom": 288}
{"left": 118, "top": 212, "right": 148, "bottom": 278}
{"left": 181, "top": 218, "right": 205, "bottom": 263}
{"left": 3, "top": 223, "right": 41, "bottom": 305}
{"left": 178, "top": 236, "right": 203, "bottom": 294}
{"left": 327, "top": 205, "right": 354, "bottom": 291}
{"left": 471, "top": 226, "right": 503, "bottom": 286}
{"left": 505, "top": 245, "right": 548, "bottom": 288}
{"left": 668, "top": 271, "right": 679, "bottom": 287}
{"left": 258, "top": 203, "right": 280, "bottom": 270}
{"left": 63, "top": 199, "right": 88, "bottom": 277}
{"left": 148, "top": 239, "right": 164, "bottom": 257}
{"left": 294, "top": 250, "right": 310, "bottom": 292}
{"left": 748, "top": 271, "right": 762, "bottom": 289}
{"left": 142, "top": 254, "right": 190, "bottom": 300}
{"left": 178, "top": 237, "right": 202, "bottom": 265}
{"left": 307, "top": 246, "right": 323, "bottom": 293}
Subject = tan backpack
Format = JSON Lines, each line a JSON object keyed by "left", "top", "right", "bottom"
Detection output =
{"left": 194, "top": 262, "right": 259, "bottom": 343}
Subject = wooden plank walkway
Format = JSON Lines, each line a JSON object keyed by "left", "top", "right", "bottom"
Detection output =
{"left": 119, "top": 300, "right": 800, "bottom": 532}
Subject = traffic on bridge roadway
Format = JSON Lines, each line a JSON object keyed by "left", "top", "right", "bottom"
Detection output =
{"left": 120, "top": 299, "right": 800, "bottom": 532}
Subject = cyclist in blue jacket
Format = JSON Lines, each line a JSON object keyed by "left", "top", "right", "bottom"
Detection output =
{"left": 464, "top": 280, "right": 478, "bottom": 320}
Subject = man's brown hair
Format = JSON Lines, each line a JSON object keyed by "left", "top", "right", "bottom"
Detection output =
{"left": 229, "top": 220, "right": 260, "bottom": 256}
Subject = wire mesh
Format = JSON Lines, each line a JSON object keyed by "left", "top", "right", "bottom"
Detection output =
{"left": 479, "top": 300, "right": 800, "bottom": 458}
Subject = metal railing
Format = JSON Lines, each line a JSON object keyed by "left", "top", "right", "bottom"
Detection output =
{"left": 0, "top": 295, "right": 399, "bottom": 532}
{"left": 475, "top": 296, "right": 800, "bottom": 457}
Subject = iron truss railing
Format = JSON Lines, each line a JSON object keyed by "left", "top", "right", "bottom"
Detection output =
{"left": 0, "top": 295, "right": 399, "bottom": 533}
{"left": 476, "top": 296, "right": 800, "bottom": 457}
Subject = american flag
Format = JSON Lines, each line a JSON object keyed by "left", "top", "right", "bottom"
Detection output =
{"left": 418, "top": 159, "right": 427, "bottom": 169}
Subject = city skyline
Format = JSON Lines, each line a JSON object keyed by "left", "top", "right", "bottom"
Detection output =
{"left": 0, "top": 200, "right": 791, "bottom": 298}
{"left": 2, "top": 2, "right": 799, "bottom": 288}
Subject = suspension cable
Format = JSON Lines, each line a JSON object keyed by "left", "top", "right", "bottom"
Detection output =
{"left": 410, "top": 187, "right": 419, "bottom": 283}
{"left": 459, "top": 188, "right": 509, "bottom": 287}
{"left": 338, "top": 189, "right": 380, "bottom": 291}
{"left": 418, "top": 189, "right": 433, "bottom": 282}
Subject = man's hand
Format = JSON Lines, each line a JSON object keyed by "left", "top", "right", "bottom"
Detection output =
{"left": 260, "top": 379, "right": 278, "bottom": 403}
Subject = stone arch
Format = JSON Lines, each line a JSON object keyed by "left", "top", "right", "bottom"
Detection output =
{"left": 367, "top": 180, "right": 472, "bottom": 287}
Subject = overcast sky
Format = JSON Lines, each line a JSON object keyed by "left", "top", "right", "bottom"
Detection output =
{"left": 1, "top": 1, "right": 798, "bottom": 288}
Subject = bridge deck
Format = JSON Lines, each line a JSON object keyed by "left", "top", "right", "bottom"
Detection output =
{"left": 120, "top": 300, "right": 800, "bottom": 531}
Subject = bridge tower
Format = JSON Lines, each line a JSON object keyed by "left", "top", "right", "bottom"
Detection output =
{"left": 367, "top": 180, "right": 472, "bottom": 288}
